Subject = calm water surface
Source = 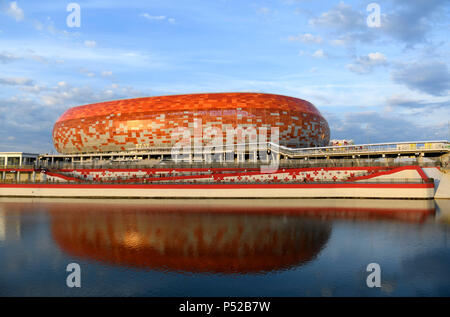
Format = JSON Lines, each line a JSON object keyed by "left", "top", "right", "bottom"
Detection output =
{"left": 0, "top": 198, "right": 449, "bottom": 296}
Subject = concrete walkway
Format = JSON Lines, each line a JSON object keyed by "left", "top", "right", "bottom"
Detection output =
{"left": 435, "top": 172, "right": 450, "bottom": 199}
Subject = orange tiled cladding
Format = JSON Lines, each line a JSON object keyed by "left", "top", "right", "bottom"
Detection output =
{"left": 53, "top": 92, "right": 330, "bottom": 154}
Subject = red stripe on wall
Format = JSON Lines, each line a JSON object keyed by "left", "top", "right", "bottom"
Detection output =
{"left": 346, "top": 166, "right": 417, "bottom": 181}
{"left": 0, "top": 182, "right": 434, "bottom": 189}
{"left": 414, "top": 166, "right": 429, "bottom": 181}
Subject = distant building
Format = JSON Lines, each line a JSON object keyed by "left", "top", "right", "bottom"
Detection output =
{"left": 0, "top": 152, "right": 39, "bottom": 167}
{"left": 329, "top": 139, "right": 354, "bottom": 146}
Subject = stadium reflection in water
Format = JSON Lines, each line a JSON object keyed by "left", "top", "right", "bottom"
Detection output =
{"left": 51, "top": 202, "right": 332, "bottom": 274}
{"left": 0, "top": 198, "right": 449, "bottom": 296}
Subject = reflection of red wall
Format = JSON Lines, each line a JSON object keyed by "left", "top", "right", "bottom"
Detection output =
{"left": 4, "top": 200, "right": 434, "bottom": 223}
{"left": 52, "top": 92, "right": 330, "bottom": 154}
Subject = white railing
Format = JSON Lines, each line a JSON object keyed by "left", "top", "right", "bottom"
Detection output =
{"left": 271, "top": 140, "right": 449, "bottom": 157}
{"left": 38, "top": 140, "right": 449, "bottom": 159}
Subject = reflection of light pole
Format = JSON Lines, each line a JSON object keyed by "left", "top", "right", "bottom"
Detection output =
{"left": 364, "top": 123, "right": 370, "bottom": 163}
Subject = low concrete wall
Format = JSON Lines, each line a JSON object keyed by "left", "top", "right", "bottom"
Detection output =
{"left": 435, "top": 173, "right": 450, "bottom": 199}
{"left": 423, "top": 167, "right": 450, "bottom": 199}
{"left": 0, "top": 165, "right": 439, "bottom": 199}
{"left": 0, "top": 183, "right": 434, "bottom": 199}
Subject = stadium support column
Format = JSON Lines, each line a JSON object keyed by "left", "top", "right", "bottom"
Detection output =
{"left": 418, "top": 153, "right": 424, "bottom": 166}
{"left": 440, "top": 153, "right": 449, "bottom": 167}
{"left": 218, "top": 152, "right": 223, "bottom": 164}
{"left": 383, "top": 156, "right": 394, "bottom": 167}
{"left": 205, "top": 152, "right": 211, "bottom": 163}
{"left": 353, "top": 155, "right": 361, "bottom": 167}
{"left": 17, "top": 155, "right": 21, "bottom": 182}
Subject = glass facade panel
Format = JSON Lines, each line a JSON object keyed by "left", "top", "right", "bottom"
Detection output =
{"left": 7, "top": 157, "right": 20, "bottom": 166}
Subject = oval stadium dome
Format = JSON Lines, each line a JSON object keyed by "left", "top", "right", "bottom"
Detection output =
{"left": 53, "top": 92, "right": 330, "bottom": 154}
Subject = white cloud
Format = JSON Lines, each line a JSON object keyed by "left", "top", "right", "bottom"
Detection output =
{"left": 20, "top": 84, "right": 47, "bottom": 94}
{"left": 140, "top": 13, "right": 175, "bottom": 23}
{"left": 309, "top": 1, "right": 446, "bottom": 47}
{"left": 386, "top": 93, "right": 449, "bottom": 111}
{"left": 391, "top": 61, "right": 450, "bottom": 96}
{"left": 32, "top": 19, "right": 43, "bottom": 30}
{"left": 288, "top": 33, "right": 323, "bottom": 44}
{"left": 0, "top": 77, "right": 34, "bottom": 86}
{"left": 29, "top": 16, "right": 80, "bottom": 39}
{"left": 258, "top": 7, "right": 270, "bottom": 14}
{"left": 84, "top": 40, "right": 97, "bottom": 48}
{"left": 101, "top": 70, "right": 113, "bottom": 77}
{"left": 327, "top": 110, "right": 449, "bottom": 143}
{"left": 330, "top": 37, "right": 348, "bottom": 46}
{"left": 5, "top": 1, "right": 24, "bottom": 21}
{"left": 380, "top": 0, "right": 446, "bottom": 45}
{"left": 0, "top": 38, "right": 168, "bottom": 70}
{"left": 309, "top": 2, "right": 365, "bottom": 32}
{"left": 367, "top": 52, "right": 386, "bottom": 63}
{"left": 39, "top": 82, "right": 142, "bottom": 108}
{"left": 0, "top": 51, "right": 20, "bottom": 63}
{"left": 312, "top": 49, "right": 326, "bottom": 58}
{"left": 79, "top": 67, "right": 97, "bottom": 77}
{"left": 140, "top": 13, "right": 166, "bottom": 20}
{"left": 28, "top": 54, "right": 49, "bottom": 63}
{"left": 347, "top": 52, "right": 387, "bottom": 74}
{"left": 79, "top": 69, "right": 113, "bottom": 78}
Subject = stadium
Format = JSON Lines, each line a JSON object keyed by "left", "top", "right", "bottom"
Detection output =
{"left": 52, "top": 92, "right": 330, "bottom": 160}
{"left": 0, "top": 92, "right": 448, "bottom": 199}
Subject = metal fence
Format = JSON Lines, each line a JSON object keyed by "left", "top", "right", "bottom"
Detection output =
{"left": 30, "top": 158, "right": 443, "bottom": 170}
{"left": 0, "top": 177, "right": 434, "bottom": 186}
{"left": 1, "top": 154, "right": 445, "bottom": 171}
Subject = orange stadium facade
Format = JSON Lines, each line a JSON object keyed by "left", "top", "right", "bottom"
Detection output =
{"left": 52, "top": 92, "right": 330, "bottom": 154}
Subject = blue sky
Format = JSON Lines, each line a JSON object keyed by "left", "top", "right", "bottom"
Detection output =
{"left": 0, "top": 0, "right": 449, "bottom": 153}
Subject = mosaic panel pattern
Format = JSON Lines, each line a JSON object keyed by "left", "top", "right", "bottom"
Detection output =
{"left": 53, "top": 93, "right": 330, "bottom": 154}
{"left": 47, "top": 167, "right": 381, "bottom": 183}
